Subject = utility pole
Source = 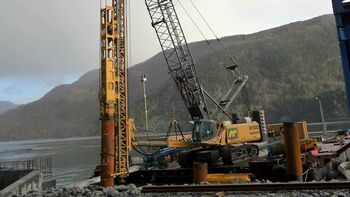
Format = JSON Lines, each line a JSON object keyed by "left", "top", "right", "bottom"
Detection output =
{"left": 141, "top": 74, "right": 149, "bottom": 135}
{"left": 315, "top": 97, "right": 327, "bottom": 135}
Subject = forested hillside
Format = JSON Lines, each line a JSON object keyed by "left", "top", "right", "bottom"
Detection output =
{"left": 0, "top": 101, "right": 18, "bottom": 114}
{"left": 0, "top": 15, "right": 347, "bottom": 141}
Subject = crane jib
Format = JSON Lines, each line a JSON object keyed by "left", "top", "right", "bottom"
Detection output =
{"left": 145, "top": 0, "right": 209, "bottom": 120}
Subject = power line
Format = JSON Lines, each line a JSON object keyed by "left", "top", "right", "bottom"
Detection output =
{"left": 188, "top": 0, "right": 220, "bottom": 42}
{"left": 175, "top": 0, "right": 217, "bottom": 53}
{"left": 188, "top": 0, "right": 239, "bottom": 65}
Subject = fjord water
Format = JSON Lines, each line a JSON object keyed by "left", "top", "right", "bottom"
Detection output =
{"left": 0, "top": 137, "right": 100, "bottom": 186}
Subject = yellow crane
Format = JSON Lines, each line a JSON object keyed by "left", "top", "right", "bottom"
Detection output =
{"left": 144, "top": 0, "right": 264, "bottom": 166}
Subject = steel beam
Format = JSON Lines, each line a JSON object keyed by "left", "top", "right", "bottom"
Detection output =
{"left": 332, "top": 0, "right": 350, "bottom": 107}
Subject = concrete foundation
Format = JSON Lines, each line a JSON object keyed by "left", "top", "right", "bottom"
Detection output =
{"left": 42, "top": 179, "right": 56, "bottom": 191}
{"left": 0, "top": 170, "right": 31, "bottom": 190}
{"left": 0, "top": 170, "right": 42, "bottom": 197}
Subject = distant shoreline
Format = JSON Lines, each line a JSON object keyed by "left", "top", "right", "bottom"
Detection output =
{"left": 0, "top": 131, "right": 190, "bottom": 144}
{"left": 0, "top": 136, "right": 100, "bottom": 145}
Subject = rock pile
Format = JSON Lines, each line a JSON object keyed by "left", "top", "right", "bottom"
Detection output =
{"left": 13, "top": 184, "right": 140, "bottom": 197}
{"left": 11, "top": 185, "right": 350, "bottom": 197}
{"left": 148, "top": 190, "right": 350, "bottom": 197}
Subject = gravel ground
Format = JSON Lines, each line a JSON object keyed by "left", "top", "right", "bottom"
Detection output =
{"left": 148, "top": 190, "right": 350, "bottom": 197}
{"left": 13, "top": 184, "right": 140, "bottom": 197}
{"left": 11, "top": 184, "right": 350, "bottom": 197}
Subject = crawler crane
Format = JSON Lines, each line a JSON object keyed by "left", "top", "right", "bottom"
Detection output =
{"left": 144, "top": 0, "right": 266, "bottom": 166}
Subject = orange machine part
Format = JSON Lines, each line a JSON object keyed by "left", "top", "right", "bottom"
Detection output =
{"left": 101, "top": 119, "right": 115, "bottom": 187}
{"left": 283, "top": 122, "right": 303, "bottom": 181}
{"left": 207, "top": 173, "right": 251, "bottom": 183}
{"left": 193, "top": 162, "right": 208, "bottom": 184}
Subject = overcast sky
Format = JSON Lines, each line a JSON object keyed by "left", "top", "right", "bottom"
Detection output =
{"left": 0, "top": 0, "right": 333, "bottom": 104}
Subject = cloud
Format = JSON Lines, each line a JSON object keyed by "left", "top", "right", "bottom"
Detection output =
{"left": 0, "top": 0, "right": 333, "bottom": 103}
{"left": 45, "top": 74, "right": 80, "bottom": 87}
{"left": 0, "top": 75, "right": 78, "bottom": 104}
{"left": 0, "top": 0, "right": 99, "bottom": 79}
{"left": 3, "top": 85, "right": 22, "bottom": 95}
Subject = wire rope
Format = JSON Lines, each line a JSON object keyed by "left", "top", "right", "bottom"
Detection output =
{"left": 188, "top": 0, "right": 239, "bottom": 65}
{"left": 174, "top": 0, "right": 217, "bottom": 53}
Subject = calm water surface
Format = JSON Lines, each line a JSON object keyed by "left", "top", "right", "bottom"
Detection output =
{"left": 0, "top": 137, "right": 100, "bottom": 186}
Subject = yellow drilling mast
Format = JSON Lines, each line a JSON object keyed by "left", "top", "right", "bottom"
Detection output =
{"left": 100, "top": 0, "right": 133, "bottom": 187}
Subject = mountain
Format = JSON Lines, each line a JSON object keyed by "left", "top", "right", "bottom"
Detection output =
{"left": 0, "top": 101, "right": 18, "bottom": 114}
{"left": 0, "top": 14, "right": 348, "bottom": 141}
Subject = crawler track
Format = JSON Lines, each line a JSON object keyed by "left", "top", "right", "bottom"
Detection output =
{"left": 141, "top": 181, "right": 350, "bottom": 193}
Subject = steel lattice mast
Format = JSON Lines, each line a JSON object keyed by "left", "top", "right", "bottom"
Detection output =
{"left": 114, "top": 0, "right": 129, "bottom": 182}
{"left": 100, "top": 0, "right": 130, "bottom": 187}
{"left": 145, "top": 0, "right": 249, "bottom": 122}
{"left": 145, "top": 0, "right": 210, "bottom": 120}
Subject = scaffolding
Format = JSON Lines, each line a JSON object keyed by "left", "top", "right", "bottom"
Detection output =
{"left": 0, "top": 156, "right": 53, "bottom": 180}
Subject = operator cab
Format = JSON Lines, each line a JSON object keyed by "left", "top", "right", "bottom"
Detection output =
{"left": 192, "top": 119, "right": 217, "bottom": 142}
